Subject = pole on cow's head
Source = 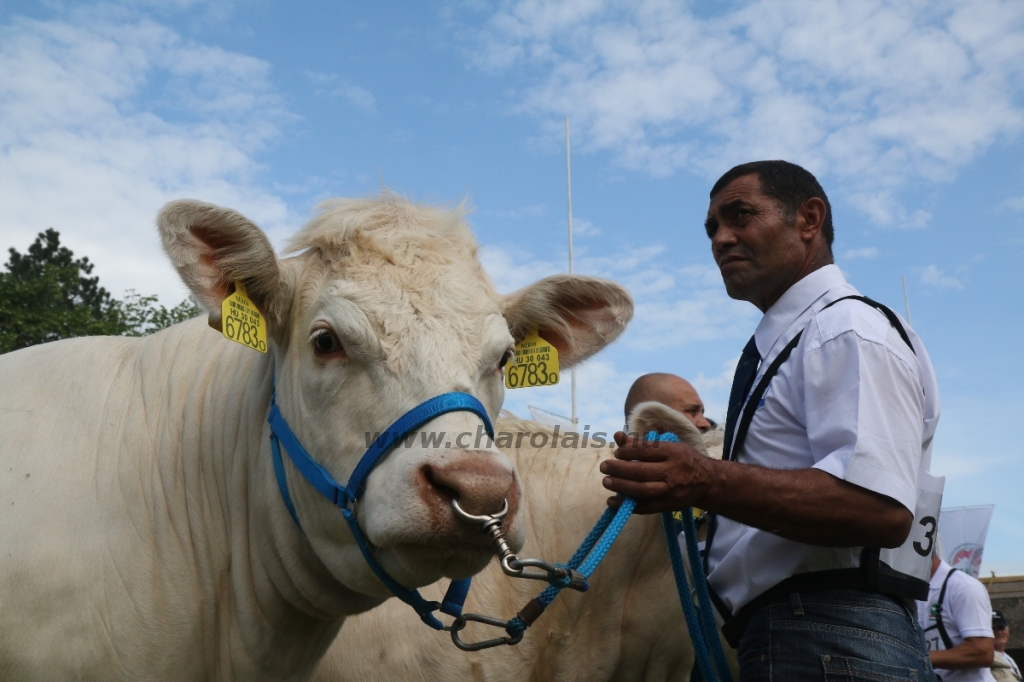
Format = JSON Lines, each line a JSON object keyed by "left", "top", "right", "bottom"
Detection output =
{"left": 566, "top": 116, "right": 578, "bottom": 429}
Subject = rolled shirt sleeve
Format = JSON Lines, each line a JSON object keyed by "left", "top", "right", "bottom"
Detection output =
{"left": 803, "top": 326, "right": 924, "bottom": 512}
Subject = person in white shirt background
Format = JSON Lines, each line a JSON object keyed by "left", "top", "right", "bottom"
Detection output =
{"left": 919, "top": 551, "right": 996, "bottom": 681}
{"left": 601, "top": 160, "right": 940, "bottom": 681}
{"left": 992, "top": 609, "right": 1022, "bottom": 682}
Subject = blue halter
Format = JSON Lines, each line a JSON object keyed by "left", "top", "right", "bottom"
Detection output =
{"left": 267, "top": 389, "right": 495, "bottom": 630}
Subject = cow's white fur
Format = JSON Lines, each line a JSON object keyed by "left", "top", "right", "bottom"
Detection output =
{"left": 314, "top": 406, "right": 737, "bottom": 682}
{"left": 0, "top": 194, "right": 633, "bottom": 681}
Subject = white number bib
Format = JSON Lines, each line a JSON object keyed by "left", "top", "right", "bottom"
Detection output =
{"left": 880, "top": 470, "right": 945, "bottom": 581}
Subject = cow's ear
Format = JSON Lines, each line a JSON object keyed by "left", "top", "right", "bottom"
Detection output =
{"left": 500, "top": 274, "right": 633, "bottom": 367}
{"left": 158, "top": 200, "right": 287, "bottom": 332}
{"left": 626, "top": 401, "right": 708, "bottom": 457}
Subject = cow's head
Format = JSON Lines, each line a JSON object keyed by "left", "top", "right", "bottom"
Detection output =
{"left": 158, "top": 195, "right": 632, "bottom": 599}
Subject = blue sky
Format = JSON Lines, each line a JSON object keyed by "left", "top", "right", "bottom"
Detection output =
{"left": 2, "top": 1, "right": 1022, "bottom": 572}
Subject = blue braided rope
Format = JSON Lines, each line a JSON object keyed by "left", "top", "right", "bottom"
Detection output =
{"left": 662, "top": 511, "right": 717, "bottom": 682}
{"left": 506, "top": 497, "right": 636, "bottom": 636}
{"left": 578, "top": 497, "right": 636, "bottom": 578}
{"left": 682, "top": 507, "right": 732, "bottom": 681}
{"left": 653, "top": 430, "right": 732, "bottom": 682}
{"left": 564, "top": 505, "right": 616, "bottom": 567}
{"left": 502, "top": 429, "right": 733, "bottom": 682}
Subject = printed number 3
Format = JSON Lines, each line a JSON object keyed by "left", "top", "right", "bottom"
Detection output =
{"left": 914, "top": 516, "right": 937, "bottom": 557}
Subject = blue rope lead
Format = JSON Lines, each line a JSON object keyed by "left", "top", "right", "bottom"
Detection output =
{"left": 681, "top": 506, "right": 733, "bottom": 682}
{"left": 505, "top": 497, "right": 637, "bottom": 637}
{"left": 662, "top": 512, "right": 717, "bottom": 682}
{"left": 490, "top": 429, "right": 733, "bottom": 682}
{"left": 653, "top": 431, "right": 733, "bottom": 682}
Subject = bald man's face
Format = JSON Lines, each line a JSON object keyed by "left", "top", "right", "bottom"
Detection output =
{"left": 665, "top": 383, "right": 712, "bottom": 434}
{"left": 624, "top": 374, "right": 714, "bottom": 434}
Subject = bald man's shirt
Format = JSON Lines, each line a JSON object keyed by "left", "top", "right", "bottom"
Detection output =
{"left": 707, "top": 265, "right": 941, "bottom": 615}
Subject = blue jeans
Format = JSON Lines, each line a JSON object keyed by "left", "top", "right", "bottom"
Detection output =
{"left": 736, "top": 589, "right": 938, "bottom": 681}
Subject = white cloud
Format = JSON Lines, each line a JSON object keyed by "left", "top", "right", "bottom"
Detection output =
{"left": 630, "top": 290, "right": 755, "bottom": 351}
{"left": 479, "top": 244, "right": 562, "bottom": 293}
{"left": 848, "top": 191, "right": 932, "bottom": 228}
{"left": 1004, "top": 196, "right": 1024, "bottom": 211}
{"left": 921, "top": 264, "right": 964, "bottom": 290}
{"left": 0, "top": 8, "right": 294, "bottom": 305}
{"left": 471, "top": 0, "right": 1024, "bottom": 225}
{"left": 840, "top": 246, "right": 879, "bottom": 260}
{"left": 573, "top": 217, "right": 600, "bottom": 236}
{"left": 304, "top": 70, "right": 377, "bottom": 112}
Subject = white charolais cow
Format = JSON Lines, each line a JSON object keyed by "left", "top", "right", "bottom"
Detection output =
{"left": 0, "top": 195, "right": 632, "bottom": 681}
{"left": 314, "top": 405, "right": 737, "bottom": 682}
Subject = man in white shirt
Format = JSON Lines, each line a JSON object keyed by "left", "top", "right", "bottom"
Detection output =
{"left": 602, "top": 160, "right": 940, "bottom": 680}
{"left": 919, "top": 553, "right": 996, "bottom": 681}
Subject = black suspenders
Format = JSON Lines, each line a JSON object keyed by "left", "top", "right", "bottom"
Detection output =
{"left": 725, "top": 295, "right": 915, "bottom": 463}
{"left": 924, "top": 568, "right": 958, "bottom": 650}
{"left": 708, "top": 295, "right": 922, "bottom": 647}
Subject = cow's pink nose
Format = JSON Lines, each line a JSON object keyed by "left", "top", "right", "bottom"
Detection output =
{"left": 421, "top": 458, "right": 513, "bottom": 516}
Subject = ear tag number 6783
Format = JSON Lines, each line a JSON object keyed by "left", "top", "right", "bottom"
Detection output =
{"left": 505, "top": 330, "right": 559, "bottom": 389}
{"left": 221, "top": 281, "right": 268, "bottom": 353}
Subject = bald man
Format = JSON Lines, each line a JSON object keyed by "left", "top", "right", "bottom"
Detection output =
{"left": 624, "top": 373, "right": 712, "bottom": 434}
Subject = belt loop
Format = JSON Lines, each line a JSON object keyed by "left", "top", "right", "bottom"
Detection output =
{"left": 790, "top": 591, "right": 804, "bottom": 617}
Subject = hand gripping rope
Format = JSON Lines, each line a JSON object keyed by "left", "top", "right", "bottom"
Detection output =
{"left": 445, "top": 429, "right": 734, "bottom": 682}
{"left": 268, "top": 386, "right": 495, "bottom": 630}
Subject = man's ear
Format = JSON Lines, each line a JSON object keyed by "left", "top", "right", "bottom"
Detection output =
{"left": 798, "top": 197, "right": 827, "bottom": 243}
{"left": 158, "top": 200, "right": 288, "bottom": 331}
{"left": 499, "top": 274, "right": 633, "bottom": 367}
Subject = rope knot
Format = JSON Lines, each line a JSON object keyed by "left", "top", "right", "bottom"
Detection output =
{"left": 549, "top": 563, "right": 573, "bottom": 588}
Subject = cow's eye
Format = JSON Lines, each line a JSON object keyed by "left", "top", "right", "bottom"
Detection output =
{"left": 499, "top": 349, "right": 514, "bottom": 370}
{"left": 310, "top": 329, "right": 345, "bottom": 358}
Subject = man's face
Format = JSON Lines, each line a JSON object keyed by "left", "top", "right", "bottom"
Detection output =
{"left": 665, "top": 382, "right": 712, "bottom": 434}
{"left": 994, "top": 626, "right": 1010, "bottom": 651}
{"left": 705, "top": 173, "right": 810, "bottom": 311}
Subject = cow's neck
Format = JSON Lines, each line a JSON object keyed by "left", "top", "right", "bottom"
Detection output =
{"left": 157, "top": 320, "right": 383, "bottom": 677}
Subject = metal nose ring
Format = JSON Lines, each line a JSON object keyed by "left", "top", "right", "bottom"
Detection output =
{"left": 451, "top": 498, "right": 509, "bottom": 524}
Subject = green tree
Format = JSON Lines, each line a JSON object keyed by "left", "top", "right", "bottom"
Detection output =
{"left": 0, "top": 229, "right": 201, "bottom": 354}
{"left": 116, "top": 290, "right": 202, "bottom": 338}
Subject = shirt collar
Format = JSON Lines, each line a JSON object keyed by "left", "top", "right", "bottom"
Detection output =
{"left": 753, "top": 264, "right": 849, "bottom": 358}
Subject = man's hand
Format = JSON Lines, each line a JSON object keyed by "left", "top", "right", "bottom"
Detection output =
{"left": 600, "top": 431, "right": 913, "bottom": 548}
{"left": 599, "top": 431, "right": 716, "bottom": 514}
{"left": 931, "top": 637, "right": 995, "bottom": 670}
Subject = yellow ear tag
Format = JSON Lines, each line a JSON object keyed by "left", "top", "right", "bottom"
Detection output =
{"left": 221, "top": 281, "right": 268, "bottom": 353}
{"left": 504, "top": 330, "right": 559, "bottom": 389}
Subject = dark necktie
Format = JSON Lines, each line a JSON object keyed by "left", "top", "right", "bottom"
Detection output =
{"left": 703, "top": 335, "right": 761, "bottom": 575}
{"left": 722, "top": 335, "right": 761, "bottom": 462}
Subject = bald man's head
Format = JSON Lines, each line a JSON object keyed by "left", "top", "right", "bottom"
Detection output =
{"left": 624, "top": 373, "right": 712, "bottom": 433}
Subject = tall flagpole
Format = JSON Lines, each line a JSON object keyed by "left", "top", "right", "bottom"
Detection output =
{"left": 902, "top": 275, "right": 912, "bottom": 324}
{"left": 566, "top": 117, "right": 578, "bottom": 429}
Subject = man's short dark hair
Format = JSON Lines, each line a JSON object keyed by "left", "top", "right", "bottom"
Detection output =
{"left": 710, "top": 160, "right": 834, "bottom": 248}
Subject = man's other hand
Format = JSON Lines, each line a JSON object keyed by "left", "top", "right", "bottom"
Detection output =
{"left": 600, "top": 431, "right": 716, "bottom": 514}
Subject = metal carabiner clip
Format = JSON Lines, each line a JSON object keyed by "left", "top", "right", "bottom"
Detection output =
{"left": 447, "top": 613, "right": 524, "bottom": 652}
{"left": 450, "top": 498, "right": 588, "bottom": 591}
